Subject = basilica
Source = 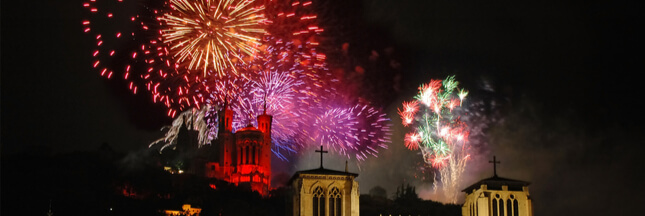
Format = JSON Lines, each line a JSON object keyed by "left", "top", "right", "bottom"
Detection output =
{"left": 204, "top": 103, "right": 273, "bottom": 196}
{"left": 166, "top": 102, "right": 273, "bottom": 196}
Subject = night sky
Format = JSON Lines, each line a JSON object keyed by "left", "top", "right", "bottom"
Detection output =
{"left": 2, "top": 0, "right": 643, "bottom": 215}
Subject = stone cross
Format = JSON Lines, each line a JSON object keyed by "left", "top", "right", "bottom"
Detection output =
{"left": 489, "top": 156, "right": 501, "bottom": 177}
{"left": 315, "top": 145, "right": 328, "bottom": 168}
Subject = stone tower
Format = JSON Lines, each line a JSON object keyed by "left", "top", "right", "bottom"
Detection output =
{"left": 290, "top": 146, "right": 360, "bottom": 216}
{"left": 462, "top": 157, "right": 533, "bottom": 216}
{"left": 257, "top": 105, "right": 273, "bottom": 191}
{"left": 217, "top": 103, "right": 235, "bottom": 178}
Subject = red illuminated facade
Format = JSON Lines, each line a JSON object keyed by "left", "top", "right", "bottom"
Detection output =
{"left": 204, "top": 104, "right": 273, "bottom": 196}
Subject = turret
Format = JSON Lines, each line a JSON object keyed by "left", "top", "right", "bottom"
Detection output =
{"left": 217, "top": 102, "right": 234, "bottom": 177}
{"left": 257, "top": 102, "right": 273, "bottom": 189}
{"left": 218, "top": 101, "right": 233, "bottom": 133}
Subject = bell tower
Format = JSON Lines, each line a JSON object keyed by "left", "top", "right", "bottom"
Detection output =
{"left": 462, "top": 156, "right": 533, "bottom": 216}
{"left": 217, "top": 101, "right": 234, "bottom": 177}
{"left": 218, "top": 100, "right": 233, "bottom": 133}
{"left": 257, "top": 101, "right": 273, "bottom": 188}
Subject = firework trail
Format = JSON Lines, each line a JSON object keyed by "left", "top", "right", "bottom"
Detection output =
{"left": 398, "top": 75, "right": 470, "bottom": 204}
{"left": 150, "top": 105, "right": 215, "bottom": 151}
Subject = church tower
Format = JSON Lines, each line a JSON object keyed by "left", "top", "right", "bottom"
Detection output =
{"left": 257, "top": 102, "right": 273, "bottom": 189}
{"left": 217, "top": 102, "right": 234, "bottom": 178}
{"left": 290, "top": 146, "right": 360, "bottom": 216}
{"left": 462, "top": 156, "right": 533, "bottom": 216}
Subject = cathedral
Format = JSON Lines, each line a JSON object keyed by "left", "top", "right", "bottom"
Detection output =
{"left": 461, "top": 157, "right": 533, "bottom": 216}
{"left": 202, "top": 104, "right": 274, "bottom": 196}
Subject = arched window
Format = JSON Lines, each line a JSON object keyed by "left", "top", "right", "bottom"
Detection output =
{"left": 245, "top": 146, "right": 250, "bottom": 164}
{"left": 329, "top": 187, "right": 342, "bottom": 216}
{"left": 499, "top": 198, "right": 505, "bottom": 216}
{"left": 513, "top": 199, "right": 519, "bottom": 216}
{"left": 507, "top": 199, "right": 512, "bottom": 216}
{"left": 492, "top": 198, "right": 498, "bottom": 216}
{"left": 313, "top": 187, "right": 325, "bottom": 216}
{"left": 251, "top": 146, "right": 255, "bottom": 164}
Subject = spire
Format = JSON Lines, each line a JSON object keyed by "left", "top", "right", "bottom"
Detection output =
{"left": 224, "top": 96, "right": 228, "bottom": 110}
{"left": 263, "top": 91, "right": 267, "bottom": 115}
{"left": 345, "top": 160, "right": 348, "bottom": 172}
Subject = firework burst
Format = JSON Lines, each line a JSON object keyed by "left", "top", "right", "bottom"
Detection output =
{"left": 161, "top": 0, "right": 268, "bottom": 77}
{"left": 399, "top": 75, "right": 470, "bottom": 204}
{"left": 302, "top": 103, "right": 391, "bottom": 161}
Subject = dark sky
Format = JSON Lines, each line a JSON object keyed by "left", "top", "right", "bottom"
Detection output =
{"left": 2, "top": 0, "right": 643, "bottom": 215}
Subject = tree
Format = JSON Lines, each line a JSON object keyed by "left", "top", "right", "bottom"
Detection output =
{"left": 368, "top": 186, "right": 387, "bottom": 198}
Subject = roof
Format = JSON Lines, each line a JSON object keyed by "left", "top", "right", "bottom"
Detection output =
{"left": 462, "top": 175, "right": 530, "bottom": 192}
{"left": 237, "top": 124, "right": 260, "bottom": 132}
{"left": 288, "top": 167, "right": 358, "bottom": 185}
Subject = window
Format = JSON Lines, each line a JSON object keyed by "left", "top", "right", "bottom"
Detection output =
{"left": 492, "top": 199, "right": 498, "bottom": 216}
{"left": 329, "top": 187, "right": 342, "bottom": 216}
{"left": 499, "top": 198, "right": 505, "bottom": 216}
{"left": 313, "top": 187, "right": 325, "bottom": 216}
{"left": 251, "top": 146, "right": 255, "bottom": 164}
{"left": 245, "top": 146, "right": 250, "bottom": 164}
{"left": 513, "top": 199, "right": 519, "bottom": 216}
{"left": 507, "top": 199, "right": 512, "bottom": 216}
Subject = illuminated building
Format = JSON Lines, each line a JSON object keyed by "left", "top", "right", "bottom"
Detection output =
{"left": 163, "top": 204, "right": 202, "bottom": 216}
{"left": 290, "top": 146, "right": 360, "bottom": 216}
{"left": 462, "top": 157, "right": 533, "bottom": 216}
{"left": 204, "top": 103, "right": 273, "bottom": 196}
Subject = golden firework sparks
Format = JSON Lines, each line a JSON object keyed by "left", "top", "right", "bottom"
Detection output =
{"left": 161, "top": 0, "right": 267, "bottom": 77}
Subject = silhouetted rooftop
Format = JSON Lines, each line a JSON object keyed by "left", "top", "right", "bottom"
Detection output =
{"left": 462, "top": 175, "right": 530, "bottom": 193}
{"left": 288, "top": 168, "right": 358, "bottom": 185}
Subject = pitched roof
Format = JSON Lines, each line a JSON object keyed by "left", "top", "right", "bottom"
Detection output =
{"left": 462, "top": 175, "right": 530, "bottom": 192}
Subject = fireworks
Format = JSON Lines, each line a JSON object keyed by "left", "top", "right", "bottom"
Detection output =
{"left": 225, "top": 70, "right": 308, "bottom": 160}
{"left": 83, "top": 0, "right": 325, "bottom": 116}
{"left": 150, "top": 105, "right": 215, "bottom": 151}
{"left": 212, "top": 70, "right": 390, "bottom": 161}
{"left": 399, "top": 75, "right": 470, "bottom": 204}
{"left": 85, "top": 0, "right": 391, "bottom": 161}
{"left": 302, "top": 103, "right": 391, "bottom": 161}
{"left": 161, "top": 0, "right": 267, "bottom": 77}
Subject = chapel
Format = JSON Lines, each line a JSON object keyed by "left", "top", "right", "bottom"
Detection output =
{"left": 461, "top": 157, "right": 533, "bottom": 216}
{"left": 290, "top": 146, "right": 360, "bottom": 216}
